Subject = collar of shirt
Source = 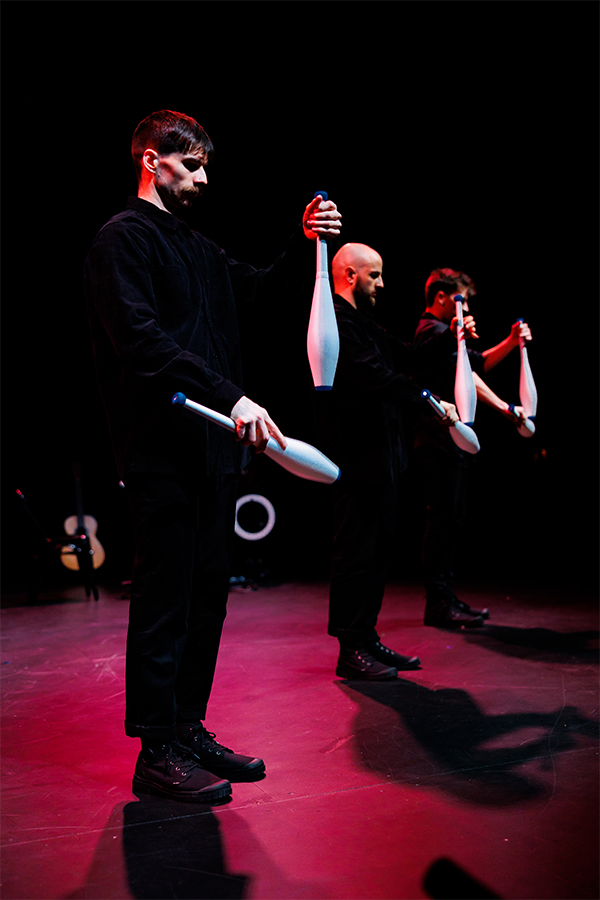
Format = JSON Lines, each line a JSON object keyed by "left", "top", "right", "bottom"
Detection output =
{"left": 333, "top": 293, "right": 377, "bottom": 321}
{"left": 126, "top": 196, "right": 191, "bottom": 234}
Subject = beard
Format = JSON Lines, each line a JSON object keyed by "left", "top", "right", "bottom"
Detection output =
{"left": 158, "top": 184, "right": 202, "bottom": 215}
{"left": 354, "top": 288, "right": 377, "bottom": 316}
{"left": 181, "top": 186, "right": 203, "bottom": 203}
{"left": 173, "top": 187, "right": 203, "bottom": 211}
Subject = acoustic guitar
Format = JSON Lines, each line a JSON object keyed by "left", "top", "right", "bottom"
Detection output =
{"left": 60, "top": 463, "right": 105, "bottom": 571}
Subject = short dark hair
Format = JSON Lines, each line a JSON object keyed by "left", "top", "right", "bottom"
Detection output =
{"left": 131, "top": 109, "right": 214, "bottom": 181}
{"left": 424, "top": 268, "right": 476, "bottom": 307}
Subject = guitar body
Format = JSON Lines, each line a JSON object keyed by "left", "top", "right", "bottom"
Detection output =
{"left": 61, "top": 514, "right": 105, "bottom": 570}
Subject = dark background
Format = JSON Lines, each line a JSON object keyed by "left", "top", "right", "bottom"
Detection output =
{"left": 2, "top": 2, "right": 598, "bottom": 596}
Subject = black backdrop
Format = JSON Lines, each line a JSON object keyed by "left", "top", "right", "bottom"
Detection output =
{"left": 3, "top": 2, "right": 598, "bottom": 594}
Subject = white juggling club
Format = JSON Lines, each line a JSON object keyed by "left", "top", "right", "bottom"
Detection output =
{"left": 514, "top": 317, "right": 537, "bottom": 437}
{"left": 508, "top": 404, "right": 536, "bottom": 438}
{"left": 307, "top": 191, "right": 339, "bottom": 391}
{"left": 172, "top": 393, "right": 340, "bottom": 484}
{"left": 454, "top": 294, "right": 477, "bottom": 426}
{"left": 421, "top": 390, "right": 480, "bottom": 455}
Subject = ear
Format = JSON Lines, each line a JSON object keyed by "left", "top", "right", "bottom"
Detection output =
{"left": 142, "top": 148, "right": 160, "bottom": 176}
{"left": 434, "top": 290, "right": 447, "bottom": 306}
{"left": 346, "top": 266, "right": 356, "bottom": 284}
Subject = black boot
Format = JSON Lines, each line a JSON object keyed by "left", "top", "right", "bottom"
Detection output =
{"left": 176, "top": 723, "right": 265, "bottom": 782}
{"left": 364, "top": 639, "right": 421, "bottom": 670}
{"left": 133, "top": 741, "right": 232, "bottom": 803}
{"left": 336, "top": 647, "right": 398, "bottom": 680}
{"left": 424, "top": 602, "right": 484, "bottom": 629}
{"left": 451, "top": 596, "right": 490, "bottom": 619}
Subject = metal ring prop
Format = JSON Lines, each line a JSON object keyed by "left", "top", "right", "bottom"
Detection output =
{"left": 234, "top": 494, "right": 276, "bottom": 542}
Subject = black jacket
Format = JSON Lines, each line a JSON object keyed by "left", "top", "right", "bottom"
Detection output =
{"left": 314, "top": 297, "right": 455, "bottom": 483}
{"left": 84, "top": 197, "right": 310, "bottom": 479}
{"left": 413, "top": 311, "right": 486, "bottom": 451}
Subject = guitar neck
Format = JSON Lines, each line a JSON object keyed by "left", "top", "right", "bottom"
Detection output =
{"left": 73, "top": 464, "right": 87, "bottom": 534}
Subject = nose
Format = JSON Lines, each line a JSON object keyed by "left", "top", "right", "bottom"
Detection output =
{"left": 194, "top": 167, "right": 208, "bottom": 185}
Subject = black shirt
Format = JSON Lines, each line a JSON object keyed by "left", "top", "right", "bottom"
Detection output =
{"left": 413, "top": 311, "right": 486, "bottom": 450}
{"left": 314, "top": 297, "right": 455, "bottom": 482}
{"left": 84, "top": 197, "right": 310, "bottom": 479}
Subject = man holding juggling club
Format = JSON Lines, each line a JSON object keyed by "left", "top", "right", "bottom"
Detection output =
{"left": 84, "top": 109, "right": 342, "bottom": 803}
{"left": 413, "top": 268, "right": 533, "bottom": 629}
{"left": 314, "top": 243, "right": 471, "bottom": 680}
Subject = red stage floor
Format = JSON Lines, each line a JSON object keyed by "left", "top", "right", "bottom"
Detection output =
{"left": 1, "top": 578, "right": 598, "bottom": 899}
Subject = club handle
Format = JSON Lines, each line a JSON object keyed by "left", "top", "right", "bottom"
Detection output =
{"left": 420, "top": 389, "right": 445, "bottom": 417}
{"left": 420, "top": 390, "right": 480, "bottom": 454}
{"left": 516, "top": 317, "right": 529, "bottom": 351}
{"left": 454, "top": 294, "right": 464, "bottom": 327}
{"left": 314, "top": 191, "right": 329, "bottom": 270}
{"left": 172, "top": 392, "right": 236, "bottom": 432}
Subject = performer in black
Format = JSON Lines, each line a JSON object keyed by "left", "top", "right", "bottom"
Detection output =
{"left": 84, "top": 110, "right": 342, "bottom": 801}
{"left": 413, "top": 268, "right": 532, "bottom": 628}
{"left": 314, "top": 243, "right": 462, "bottom": 681}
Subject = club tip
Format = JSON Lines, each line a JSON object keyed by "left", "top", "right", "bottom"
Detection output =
{"left": 172, "top": 392, "right": 187, "bottom": 406}
{"left": 314, "top": 190, "right": 328, "bottom": 201}
{"left": 421, "top": 389, "right": 432, "bottom": 400}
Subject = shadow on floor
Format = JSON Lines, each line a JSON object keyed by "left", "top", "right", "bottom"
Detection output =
{"left": 423, "top": 857, "right": 502, "bottom": 899}
{"left": 123, "top": 796, "right": 248, "bottom": 900}
{"left": 463, "top": 623, "right": 600, "bottom": 663}
{"left": 67, "top": 795, "right": 249, "bottom": 900}
{"left": 68, "top": 793, "right": 329, "bottom": 900}
{"left": 338, "top": 677, "right": 600, "bottom": 806}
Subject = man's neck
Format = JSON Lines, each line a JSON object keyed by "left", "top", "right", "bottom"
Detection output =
{"left": 138, "top": 183, "right": 171, "bottom": 214}
{"left": 335, "top": 287, "right": 357, "bottom": 308}
{"left": 426, "top": 305, "right": 448, "bottom": 322}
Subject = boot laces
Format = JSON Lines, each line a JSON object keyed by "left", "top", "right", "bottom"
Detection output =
{"left": 188, "top": 723, "right": 233, "bottom": 755}
{"left": 165, "top": 742, "right": 201, "bottom": 776}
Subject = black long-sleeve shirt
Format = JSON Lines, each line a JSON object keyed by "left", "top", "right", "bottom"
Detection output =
{"left": 314, "top": 297, "right": 455, "bottom": 482}
{"left": 84, "top": 197, "right": 310, "bottom": 479}
{"left": 413, "top": 310, "right": 486, "bottom": 450}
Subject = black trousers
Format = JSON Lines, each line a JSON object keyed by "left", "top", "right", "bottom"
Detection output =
{"left": 414, "top": 440, "right": 470, "bottom": 607}
{"left": 124, "top": 473, "right": 238, "bottom": 743}
{"left": 328, "top": 476, "right": 398, "bottom": 647}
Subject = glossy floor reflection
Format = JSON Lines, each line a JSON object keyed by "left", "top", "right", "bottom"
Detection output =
{"left": 1, "top": 579, "right": 598, "bottom": 899}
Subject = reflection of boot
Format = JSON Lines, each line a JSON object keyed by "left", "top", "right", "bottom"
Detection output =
{"left": 424, "top": 602, "right": 484, "bottom": 628}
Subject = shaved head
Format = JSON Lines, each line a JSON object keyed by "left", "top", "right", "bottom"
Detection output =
{"left": 332, "top": 243, "right": 384, "bottom": 311}
{"left": 332, "top": 243, "right": 382, "bottom": 287}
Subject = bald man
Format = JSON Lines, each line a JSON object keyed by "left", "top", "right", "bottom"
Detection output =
{"left": 314, "top": 243, "right": 463, "bottom": 681}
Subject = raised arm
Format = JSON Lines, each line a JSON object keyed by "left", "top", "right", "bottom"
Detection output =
{"left": 482, "top": 320, "right": 532, "bottom": 372}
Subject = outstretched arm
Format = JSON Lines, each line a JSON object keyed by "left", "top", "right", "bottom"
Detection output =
{"left": 473, "top": 372, "right": 527, "bottom": 423}
{"left": 482, "top": 320, "right": 532, "bottom": 372}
